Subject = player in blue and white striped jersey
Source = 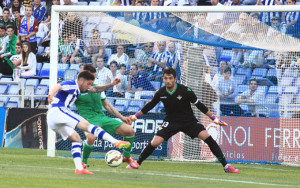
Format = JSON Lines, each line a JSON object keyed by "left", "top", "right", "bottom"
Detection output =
{"left": 257, "top": 0, "right": 285, "bottom": 25}
{"left": 47, "top": 71, "right": 130, "bottom": 175}
{"left": 283, "top": 0, "right": 299, "bottom": 37}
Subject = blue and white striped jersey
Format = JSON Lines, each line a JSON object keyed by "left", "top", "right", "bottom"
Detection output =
{"left": 260, "top": 0, "right": 285, "bottom": 24}
{"left": 284, "top": 11, "right": 299, "bottom": 25}
{"left": 51, "top": 80, "right": 81, "bottom": 108}
{"left": 152, "top": 50, "right": 170, "bottom": 72}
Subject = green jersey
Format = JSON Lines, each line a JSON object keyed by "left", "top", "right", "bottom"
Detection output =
{"left": 75, "top": 86, "right": 106, "bottom": 119}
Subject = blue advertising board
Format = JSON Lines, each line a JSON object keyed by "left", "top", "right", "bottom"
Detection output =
{"left": 0, "top": 107, "right": 6, "bottom": 147}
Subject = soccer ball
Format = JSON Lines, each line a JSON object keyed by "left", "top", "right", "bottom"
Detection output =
{"left": 105, "top": 150, "right": 123, "bottom": 167}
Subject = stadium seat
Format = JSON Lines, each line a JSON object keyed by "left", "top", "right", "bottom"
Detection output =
{"left": 25, "top": 79, "right": 40, "bottom": 88}
{"left": 233, "top": 75, "right": 246, "bottom": 85}
{"left": 36, "top": 63, "right": 42, "bottom": 76}
{"left": 89, "top": 1, "right": 101, "bottom": 5}
{"left": 150, "top": 81, "right": 161, "bottom": 90}
{"left": 58, "top": 64, "right": 70, "bottom": 78}
{"left": 63, "top": 69, "right": 78, "bottom": 81}
{"left": 135, "top": 91, "right": 155, "bottom": 99}
{"left": 7, "top": 97, "right": 19, "bottom": 107}
{"left": 115, "top": 99, "right": 129, "bottom": 110}
{"left": 77, "top": 1, "right": 88, "bottom": 5}
{"left": 235, "top": 68, "right": 251, "bottom": 77}
{"left": 252, "top": 68, "right": 268, "bottom": 77}
{"left": 24, "top": 85, "right": 35, "bottom": 100}
{"left": 268, "top": 86, "right": 282, "bottom": 94}
{"left": 279, "top": 77, "right": 294, "bottom": 86}
{"left": 0, "top": 84, "right": 9, "bottom": 94}
{"left": 283, "top": 68, "right": 298, "bottom": 77}
{"left": 258, "top": 86, "right": 268, "bottom": 95}
{"left": 265, "top": 94, "right": 278, "bottom": 103}
{"left": 69, "top": 64, "right": 80, "bottom": 71}
{"left": 113, "top": 105, "right": 125, "bottom": 111}
{"left": 283, "top": 86, "right": 298, "bottom": 94}
{"left": 1, "top": 77, "right": 13, "bottom": 82}
{"left": 129, "top": 100, "right": 144, "bottom": 109}
{"left": 237, "top": 85, "right": 248, "bottom": 94}
{"left": 40, "top": 63, "right": 50, "bottom": 78}
{"left": 127, "top": 106, "right": 140, "bottom": 112}
{"left": 7, "top": 84, "right": 19, "bottom": 95}
{"left": 0, "top": 97, "right": 8, "bottom": 107}
{"left": 40, "top": 79, "right": 49, "bottom": 86}
{"left": 35, "top": 85, "right": 49, "bottom": 100}
{"left": 266, "top": 69, "right": 277, "bottom": 77}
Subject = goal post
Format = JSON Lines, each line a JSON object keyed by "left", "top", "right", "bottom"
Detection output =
{"left": 48, "top": 5, "right": 300, "bottom": 166}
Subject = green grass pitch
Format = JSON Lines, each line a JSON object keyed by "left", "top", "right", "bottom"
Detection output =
{"left": 0, "top": 148, "right": 299, "bottom": 188}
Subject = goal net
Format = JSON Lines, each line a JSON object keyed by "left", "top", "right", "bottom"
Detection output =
{"left": 48, "top": 6, "right": 300, "bottom": 166}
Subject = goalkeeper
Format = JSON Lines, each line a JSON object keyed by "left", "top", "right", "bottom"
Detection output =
{"left": 128, "top": 67, "right": 239, "bottom": 173}
{"left": 76, "top": 64, "right": 139, "bottom": 169}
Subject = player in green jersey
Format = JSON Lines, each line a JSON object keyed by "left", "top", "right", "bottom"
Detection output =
{"left": 75, "top": 64, "right": 139, "bottom": 169}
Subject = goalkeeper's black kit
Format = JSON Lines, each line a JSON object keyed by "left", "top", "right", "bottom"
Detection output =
{"left": 137, "top": 83, "right": 228, "bottom": 167}
{"left": 141, "top": 83, "right": 208, "bottom": 140}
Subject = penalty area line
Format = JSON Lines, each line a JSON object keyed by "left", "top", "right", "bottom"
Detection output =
{"left": 0, "top": 163, "right": 292, "bottom": 187}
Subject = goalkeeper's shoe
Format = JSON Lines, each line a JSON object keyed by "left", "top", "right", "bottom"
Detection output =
{"left": 123, "top": 156, "right": 139, "bottom": 169}
{"left": 114, "top": 140, "right": 131, "bottom": 149}
{"left": 224, "top": 164, "right": 240, "bottom": 173}
{"left": 81, "top": 162, "right": 87, "bottom": 169}
{"left": 75, "top": 169, "right": 94, "bottom": 175}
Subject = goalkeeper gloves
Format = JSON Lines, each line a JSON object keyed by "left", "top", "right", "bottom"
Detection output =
{"left": 210, "top": 115, "right": 228, "bottom": 126}
{"left": 129, "top": 113, "right": 140, "bottom": 122}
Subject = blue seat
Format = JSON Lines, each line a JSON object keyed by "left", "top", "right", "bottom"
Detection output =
{"left": 106, "top": 98, "right": 115, "bottom": 105}
{"left": 0, "top": 84, "right": 9, "bottom": 94}
{"left": 7, "top": 85, "right": 19, "bottom": 95}
{"left": 258, "top": 86, "right": 268, "bottom": 95}
{"left": 129, "top": 100, "right": 144, "bottom": 109}
{"left": 237, "top": 85, "right": 248, "bottom": 94}
{"left": 233, "top": 75, "right": 246, "bottom": 85}
{"left": 150, "top": 81, "right": 161, "bottom": 90}
{"left": 252, "top": 68, "right": 267, "bottom": 77}
{"left": 78, "top": 1, "right": 88, "bottom": 5}
{"left": 0, "top": 97, "right": 9, "bottom": 107}
{"left": 266, "top": 69, "right": 277, "bottom": 77}
{"left": 283, "top": 86, "right": 299, "bottom": 94}
{"left": 89, "top": 2, "right": 101, "bottom": 5}
{"left": 40, "top": 79, "right": 49, "bottom": 86}
{"left": 127, "top": 106, "right": 140, "bottom": 112}
{"left": 235, "top": 68, "right": 251, "bottom": 77}
{"left": 1, "top": 77, "right": 13, "bottom": 82}
{"left": 283, "top": 69, "right": 298, "bottom": 77}
{"left": 40, "top": 63, "right": 50, "bottom": 78}
{"left": 63, "top": 69, "right": 78, "bottom": 81}
{"left": 113, "top": 105, "right": 125, "bottom": 111}
{"left": 279, "top": 77, "right": 294, "bottom": 86}
{"left": 36, "top": 63, "right": 42, "bottom": 76}
{"left": 25, "top": 79, "right": 40, "bottom": 87}
{"left": 35, "top": 85, "right": 49, "bottom": 100}
{"left": 115, "top": 99, "right": 129, "bottom": 109}
{"left": 58, "top": 64, "right": 70, "bottom": 78}
{"left": 266, "top": 94, "right": 278, "bottom": 103}
{"left": 7, "top": 97, "right": 19, "bottom": 107}
{"left": 69, "top": 64, "right": 80, "bottom": 72}
{"left": 268, "top": 86, "right": 280, "bottom": 94}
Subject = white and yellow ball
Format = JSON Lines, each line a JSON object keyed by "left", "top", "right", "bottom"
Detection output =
{"left": 105, "top": 150, "right": 123, "bottom": 167}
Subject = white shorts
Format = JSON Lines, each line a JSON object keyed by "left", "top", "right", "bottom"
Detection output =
{"left": 47, "top": 107, "right": 84, "bottom": 140}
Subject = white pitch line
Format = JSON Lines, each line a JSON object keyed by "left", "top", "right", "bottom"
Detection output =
{"left": 0, "top": 163, "right": 293, "bottom": 187}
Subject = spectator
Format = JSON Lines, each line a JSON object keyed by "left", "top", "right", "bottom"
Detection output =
{"left": 211, "top": 60, "right": 230, "bottom": 91}
{"left": 0, "top": 25, "right": 6, "bottom": 51}
{"left": 222, "top": 13, "right": 248, "bottom": 40}
{"left": 112, "top": 64, "right": 128, "bottom": 98}
{"left": 217, "top": 67, "right": 243, "bottom": 116}
{"left": 257, "top": 0, "right": 284, "bottom": 25}
{"left": 0, "top": 8, "right": 17, "bottom": 34}
{"left": 126, "top": 64, "right": 155, "bottom": 98}
{"left": 207, "top": 0, "right": 224, "bottom": 32}
{"left": 120, "top": 12, "right": 140, "bottom": 26}
{"left": 18, "top": 6, "right": 38, "bottom": 54}
{"left": 176, "top": 13, "right": 194, "bottom": 39}
{"left": 69, "top": 33, "right": 90, "bottom": 64}
{"left": 1, "top": 0, "right": 12, "bottom": 8}
{"left": 59, "top": 34, "right": 73, "bottom": 64}
{"left": 33, "top": 0, "right": 46, "bottom": 23}
{"left": 138, "top": 42, "right": 154, "bottom": 77}
{"left": 283, "top": 0, "right": 299, "bottom": 37}
{"left": 62, "top": 12, "right": 83, "bottom": 39}
{"left": 158, "top": 14, "right": 179, "bottom": 36}
{"left": 141, "top": 0, "right": 168, "bottom": 32}
{"left": 108, "top": 45, "right": 129, "bottom": 69}
{"left": 0, "top": 25, "right": 17, "bottom": 58}
{"left": 62, "top": 0, "right": 77, "bottom": 5}
{"left": 12, "top": 8, "right": 22, "bottom": 33}
{"left": 235, "top": 78, "right": 267, "bottom": 117}
{"left": 94, "top": 57, "right": 113, "bottom": 86}
{"left": 10, "top": 0, "right": 25, "bottom": 19}
{"left": 15, "top": 42, "right": 37, "bottom": 76}
{"left": 166, "top": 42, "right": 182, "bottom": 82}
{"left": 241, "top": 32, "right": 264, "bottom": 68}
{"left": 148, "top": 41, "right": 170, "bottom": 81}
{"left": 0, "top": 42, "right": 22, "bottom": 75}
{"left": 266, "top": 16, "right": 286, "bottom": 39}
{"left": 88, "top": 29, "right": 105, "bottom": 66}
{"left": 230, "top": 48, "right": 243, "bottom": 67}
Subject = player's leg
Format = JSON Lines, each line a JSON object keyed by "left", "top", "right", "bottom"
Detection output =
{"left": 198, "top": 130, "right": 239, "bottom": 173}
{"left": 81, "top": 132, "right": 97, "bottom": 167}
{"left": 76, "top": 119, "right": 130, "bottom": 149}
{"left": 115, "top": 123, "right": 139, "bottom": 168}
{"left": 68, "top": 131, "right": 94, "bottom": 174}
{"left": 136, "top": 135, "right": 165, "bottom": 166}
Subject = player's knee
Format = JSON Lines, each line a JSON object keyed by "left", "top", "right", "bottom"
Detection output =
{"left": 86, "top": 133, "right": 97, "bottom": 141}
{"left": 127, "top": 128, "right": 135, "bottom": 137}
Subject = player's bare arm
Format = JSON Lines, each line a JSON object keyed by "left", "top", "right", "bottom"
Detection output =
{"left": 89, "top": 78, "right": 121, "bottom": 93}
{"left": 47, "top": 84, "right": 62, "bottom": 104}
{"left": 102, "top": 99, "right": 131, "bottom": 124}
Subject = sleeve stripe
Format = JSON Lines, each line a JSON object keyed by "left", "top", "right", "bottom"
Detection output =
{"left": 193, "top": 99, "right": 199, "bottom": 104}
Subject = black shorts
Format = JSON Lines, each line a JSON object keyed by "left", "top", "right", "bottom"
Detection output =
{"left": 156, "top": 120, "right": 206, "bottom": 140}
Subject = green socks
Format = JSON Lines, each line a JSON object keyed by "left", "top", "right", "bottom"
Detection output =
{"left": 123, "top": 136, "right": 134, "bottom": 159}
{"left": 82, "top": 141, "right": 94, "bottom": 164}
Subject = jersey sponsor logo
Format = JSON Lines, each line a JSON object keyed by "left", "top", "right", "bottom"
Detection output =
{"left": 160, "top": 96, "right": 167, "bottom": 99}
{"left": 187, "top": 88, "right": 191, "bottom": 91}
{"left": 177, "top": 95, "right": 182, "bottom": 100}
{"left": 81, "top": 93, "right": 88, "bottom": 96}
